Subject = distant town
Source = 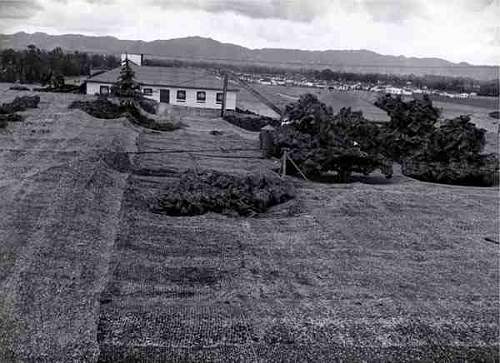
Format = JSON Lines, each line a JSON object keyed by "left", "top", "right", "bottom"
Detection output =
{"left": 237, "top": 72, "right": 481, "bottom": 99}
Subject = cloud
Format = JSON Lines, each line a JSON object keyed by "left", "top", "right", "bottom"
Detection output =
{"left": 0, "top": 0, "right": 43, "bottom": 19}
{"left": 361, "top": 0, "right": 427, "bottom": 23}
{"left": 148, "top": 0, "right": 334, "bottom": 22}
{"left": 1, "top": 0, "right": 498, "bottom": 65}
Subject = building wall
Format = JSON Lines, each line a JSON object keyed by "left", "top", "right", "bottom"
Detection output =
{"left": 86, "top": 82, "right": 111, "bottom": 96}
{"left": 141, "top": 86, "right": 237, "bottom": 110}
{"left": 86, "top": 82, "right": 237, "bottom": 110}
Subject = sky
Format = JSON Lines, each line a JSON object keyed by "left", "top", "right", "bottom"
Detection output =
{"left": 1, "top": 0, "right": 499, "bottom": 65}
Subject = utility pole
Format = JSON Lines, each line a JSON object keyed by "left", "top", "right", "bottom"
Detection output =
{"left": 220, "top": 72, "right": 228, "bottom": 117}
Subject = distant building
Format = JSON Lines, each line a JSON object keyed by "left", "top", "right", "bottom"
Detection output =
{"left": 86, "top": 62, "right": 239, "bottom": 110}
{"left": 386, "top": 87, "right": 403, "bottom": 95}
{"left": 121, "top": 53, "right": 143, "bottom": 66}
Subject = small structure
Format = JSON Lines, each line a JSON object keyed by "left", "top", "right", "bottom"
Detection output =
{"left": 121, "top": 53, "right": 143, "bottom": 66}
{"left": 86, "top": 62, "right": 239, "bottom": 111}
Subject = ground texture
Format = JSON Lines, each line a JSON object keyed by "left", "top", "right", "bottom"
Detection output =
{"left": 0, "top": 85, "right": 498, "bottom": 362}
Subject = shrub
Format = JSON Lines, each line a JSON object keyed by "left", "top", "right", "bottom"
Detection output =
{"left": 375, "top": 94, "right": 440, "bottom": 161}
{"left": 138, "top": 97, "right": 158, "bottom": 114}
{"left": 402, "top": 156, "right": 498, "bottom": 186}
{"left": 403, "top": 115, "right": 498, "bottom": 186}
{"left": 69, "top": 98, "right": 181, "bottom": 131}
{"left": 0, "top": 95, "right": 40, "bottom": 114}
{"left": 275, "top": 94, "right": 392, "bottom": 182}
{"left": 223, "top": 114, "right": 279, "bottom": 132}
{"left": 9, "top": 85, "right": 30, "bottom": 91}
{"left": 68, "top": 99, "right": 122, "bottom": 119}
{"left": 0, "top": 114, "right": 23, "bottom": 123}
{"left": 155, "top": 170, "right": 295, "bottom": 216}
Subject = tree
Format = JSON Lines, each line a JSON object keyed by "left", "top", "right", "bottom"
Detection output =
{"left": 112, "top": 57, "right": 141, "bottom": 105}
{"left": 276, "top": 94, "right": 392, "bottom": 182}
{"left": 375, "top": 94, "right": 440, "bottom": 161}
{"left": 376, "top": 95, "right": 498, "bottom": 186}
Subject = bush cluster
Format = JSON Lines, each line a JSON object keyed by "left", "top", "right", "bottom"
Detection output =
{"left": 0, "top": 95, "right": 40, "bottom": 128}
{"left": 223, "top": 114, "right": 279, "bottom": 132}
{"left": 275, "top": 94, "right": 392, "bottom": 182}
{"left": 155, "top": 170, "right": 295, "bottom": 216}
{"left": 69, "top": 98, "right": 180, "bottom": 131}
{"left": 376, "top": 95, "right": 498, "bottom": 186}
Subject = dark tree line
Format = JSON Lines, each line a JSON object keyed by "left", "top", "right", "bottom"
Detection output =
{"left": 0, "top": 45, "right": 119, "bottom": 84}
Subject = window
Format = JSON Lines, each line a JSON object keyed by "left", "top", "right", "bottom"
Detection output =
{"left": 196, "top": 91, "right": 206, "bottom": 102}
{"left": 216, "top": 92, "right": 224, "bottom": 104}
{"left": 176, "top": 90, "right": 186, "bottom": 101}
{"left": 100, "top": 85, "right": 110, "bottom": 95}
{"left": 143, "top": 88, "right": 153, "bottom": 95}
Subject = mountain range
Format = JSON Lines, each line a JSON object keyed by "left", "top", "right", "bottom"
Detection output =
{"left": 0, "top": 32, "right": 497, "bottom": 80}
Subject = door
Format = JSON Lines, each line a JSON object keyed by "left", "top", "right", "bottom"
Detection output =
{"left": 160, "top": 89, "right": 170, "bottom": 103}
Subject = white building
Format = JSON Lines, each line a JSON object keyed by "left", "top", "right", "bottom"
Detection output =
{"left": 86, "top": 63, "right": 238, "bottom": 110}
{"left": 385, "top": 87, "right": 403, "bottom": 95}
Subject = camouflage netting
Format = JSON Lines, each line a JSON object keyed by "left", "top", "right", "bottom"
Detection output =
{"left": 155, "top": 170, "right": 295, "bottom": 216}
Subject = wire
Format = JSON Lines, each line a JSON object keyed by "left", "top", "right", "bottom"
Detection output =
{"left": 0, "top": 147, "right": 263, "bottom": 154}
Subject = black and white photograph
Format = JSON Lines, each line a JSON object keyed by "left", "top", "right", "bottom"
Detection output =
{"left": 0, "top": 0, "right": 499, "bottom": 361}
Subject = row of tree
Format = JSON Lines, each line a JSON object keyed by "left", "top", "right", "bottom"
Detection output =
{"left": 273, "top": 94, "right": 498, "bottom": 186}
{"left": 0, "top": 45, "right": 120, "bottom": 84}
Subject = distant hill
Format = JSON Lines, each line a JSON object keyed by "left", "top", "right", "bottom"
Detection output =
{"left": 0, "top": 32, "right": 497, "bottom": 80}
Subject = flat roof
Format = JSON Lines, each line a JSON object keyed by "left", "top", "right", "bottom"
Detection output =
{"left": 87, "top": 64, "right": 238, "bottom": 92}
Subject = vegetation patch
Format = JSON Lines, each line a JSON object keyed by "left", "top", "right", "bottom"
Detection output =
{"left": 8, "top": 85, "right": 30, "bottom": 91}
{"left": 69, "top": 98, "right": 181, "bottom": 131}
{"left": 274, "top": 94, "right": 393, "bottom": 182}
{"left": 0, "top": 95, "right": 40, "bottom": 128}
{"left": 0, "top": 95, "right": 40, "bottom": 114}
{"left": 376, "top": 95, "right": 499, "bottom": 186}
{"left": 402, "top": 115, "right": 499, "bottom": 186}
{"left": 138, "top": 98, "right": 158, "bottom": 115}
{"left": 69, "top": 98, "right": 122, "bottom": 119}
{"left": 155, "top": 170, "right": 295, "bottom": 216}
{"left": 223, "top": 114, "right": 280, "bottom": 132}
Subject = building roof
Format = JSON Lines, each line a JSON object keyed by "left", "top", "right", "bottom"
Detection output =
{"left": 87, "top": 64, "right": 238, "bottom": 92}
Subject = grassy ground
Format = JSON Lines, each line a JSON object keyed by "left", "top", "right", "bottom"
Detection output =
{"left": 0, "top": 83, "right": 498, "bottom": 362}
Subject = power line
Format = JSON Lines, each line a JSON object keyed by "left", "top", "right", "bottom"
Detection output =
{"left": 0, "top": 147, "right": 263, "bottom": 154}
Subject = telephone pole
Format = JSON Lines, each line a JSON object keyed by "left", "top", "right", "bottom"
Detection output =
{"left": 220, "top": 72, "right": 228, "bottom": 117}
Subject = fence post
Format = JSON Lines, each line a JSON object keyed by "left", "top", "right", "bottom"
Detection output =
{"left": 281, "top": 148, "right": 288, "bottom": 177}
{"left": 260, "top": 125, "right": 276, "bottom": 158}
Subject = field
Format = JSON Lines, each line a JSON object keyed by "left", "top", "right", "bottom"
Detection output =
{"left": 0, "top": 84, "right": 498, "bottom": 362}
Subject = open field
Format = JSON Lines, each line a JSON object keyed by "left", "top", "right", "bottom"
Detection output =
{"left": 0, "top": 84, "right": 498, "bottom": 362}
